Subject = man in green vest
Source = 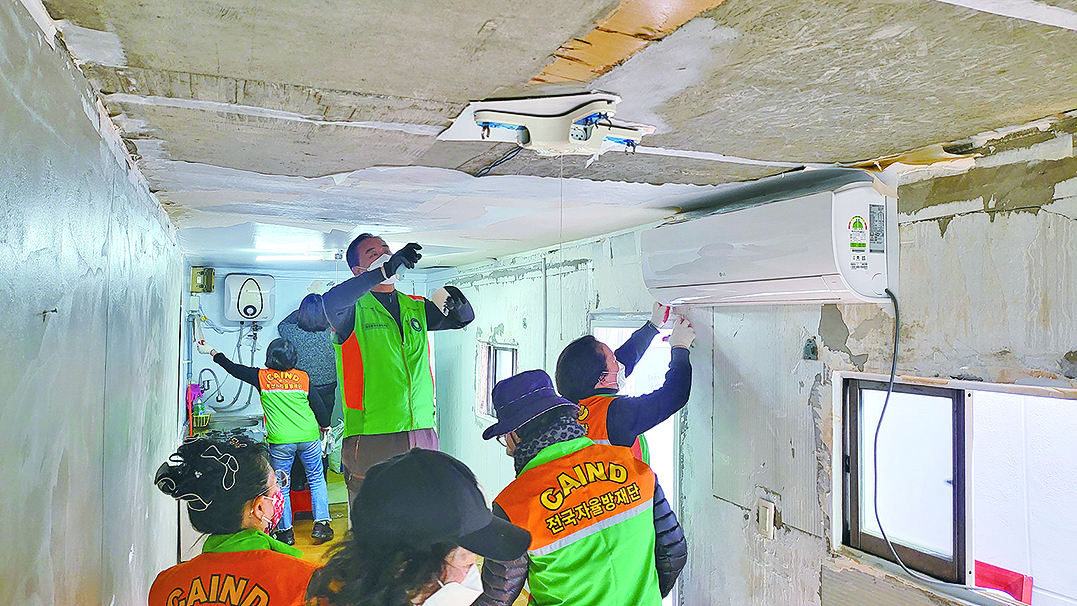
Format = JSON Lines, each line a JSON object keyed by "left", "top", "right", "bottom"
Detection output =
{"left": 319, "top": 234, "right": 474, "bottom": 503}
{"left": 481, "top": 369, "right": 687, "bottom": 606}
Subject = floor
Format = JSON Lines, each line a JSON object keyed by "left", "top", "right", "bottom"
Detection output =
{"left": 292, "top": 471, "right": 350, "bottom": 564}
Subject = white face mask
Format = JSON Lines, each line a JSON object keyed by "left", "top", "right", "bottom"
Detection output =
{"left": 365, "top": 253, "right": 399, "bottom": 285}
{"left": 422, "top": 563, "right": 483, "bottom": 606}
{"left": 615, "top": 361, "right": 627, "bottom": 391}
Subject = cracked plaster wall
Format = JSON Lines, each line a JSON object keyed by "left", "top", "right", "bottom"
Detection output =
{"left": 430, "top": 122, "right": 1076, "bottom": 606}
{"left": 0, "top": 0, "right": 183, "bottom": 602}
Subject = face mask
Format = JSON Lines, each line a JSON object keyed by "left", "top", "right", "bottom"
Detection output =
{"left": 264, "top": 490, "right": 285, "bottom": 533}
{"left": 614, "top": 362, "right": 627, "bottom": 391}
{"left": 422, "top": 564, "right": 483, "bottom": 606}
{"left": 365, "top": 253, "right": 399, "bottom": 285}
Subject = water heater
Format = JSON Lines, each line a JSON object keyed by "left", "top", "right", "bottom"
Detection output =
{"left": 224, "top": 274, "right": 275, "bottom": 321}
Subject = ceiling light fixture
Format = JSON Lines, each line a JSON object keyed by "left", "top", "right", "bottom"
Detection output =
{"left": 254, "top": 254, "right": 323, "bottom": 262}
{"left": 440, "top": 92, "right": 654, "bottom": 157}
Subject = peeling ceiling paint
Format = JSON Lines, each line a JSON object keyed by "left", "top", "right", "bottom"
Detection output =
{"left": 533, "top": 0, "right": 728, "bottom": 83}
{"left": 31, "top": 0, "right": 1077, "bottom": 269}
{"left": 157, "top": 163, "right": 720, "bottom": 266}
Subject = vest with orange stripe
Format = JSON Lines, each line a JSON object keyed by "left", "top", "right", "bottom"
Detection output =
{"left": 494, "top": 438, "right": 661, "bottom": 606}
{"left": 257, "top": 368, "right": 319, "bottom": 444}
{"left": 334, "top": 292, "right": 434, "bottom": 437}
{"left": 577, "top": 394, "right": 649, "bottom": 463}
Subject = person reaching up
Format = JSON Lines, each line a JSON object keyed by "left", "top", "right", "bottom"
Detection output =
{"left": 554, "top": 303, "right": 695, "bottom": 462}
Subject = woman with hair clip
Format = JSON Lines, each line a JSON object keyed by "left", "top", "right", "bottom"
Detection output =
{"left": 150, "top": 436, "right": 319, "bottom": 606}
{"left": 306, "top": 448, "right": 531, "bottom": 606}
{"left": 209, "top": 338, "right": 333, "bottom": 546}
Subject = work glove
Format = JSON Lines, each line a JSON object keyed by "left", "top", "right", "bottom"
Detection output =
{"left": 668, "top": 317, "right": 695, "bottom": 349}
{"left": 383, "top": 242, "right": 422, "bottom": 278}
{"left": 651, "top": 302, "right": 671, "bottom": 327}
{"left": 430, "top": 286, "right": 468, "bottom": 315}
{"left": 196, "top": 340, "right": 212, "bottom": 355}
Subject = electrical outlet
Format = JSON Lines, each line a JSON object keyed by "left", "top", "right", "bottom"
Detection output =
{"left": 757, "top": 498, "right": 775, "bottom": 540}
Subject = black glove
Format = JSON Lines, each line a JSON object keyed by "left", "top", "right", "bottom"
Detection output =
{"left": 442, "top": 285, "right": 467, "bottom": 311}
{"left": 383, "top": 242, "right": 422, "bottom": 277}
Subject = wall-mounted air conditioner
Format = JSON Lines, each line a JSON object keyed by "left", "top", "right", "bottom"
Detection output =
{"left": 224, "top": 274, "right": 275, "bottom": 321}
{"left": 641, "top": 168, "right": 897, "bottom": 306}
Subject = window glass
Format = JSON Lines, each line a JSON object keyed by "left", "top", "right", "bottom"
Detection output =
{"left": 859, "top": 388, "right": 954, "bottom": 558}
{"left": 494, "top": 347, "right": 516, "bottom": 384}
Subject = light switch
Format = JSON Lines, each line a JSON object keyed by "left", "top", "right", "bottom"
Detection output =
{"left": 757, "top": 498, "right": 775, "bottom": 540}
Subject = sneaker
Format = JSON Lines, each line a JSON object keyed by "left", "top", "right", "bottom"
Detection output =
{"left": 273, "top": 528, "right": 295, "bottom": 546}
{"left": 311, "top": 521, "right": 335, "bottom": 545}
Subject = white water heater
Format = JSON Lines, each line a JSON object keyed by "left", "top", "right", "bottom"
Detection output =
{"left": 224, "top": 274, "right": 276, "bottom": 321}
{"left": 641, "top": 169, "right": 897, "bottom": 305}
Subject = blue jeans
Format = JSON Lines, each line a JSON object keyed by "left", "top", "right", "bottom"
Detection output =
{"left": 268, "top": 440, "right": 329, "bottom": 529}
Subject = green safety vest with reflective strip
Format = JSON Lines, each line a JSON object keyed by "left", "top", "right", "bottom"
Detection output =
{"left": 494, "top": 437, "right": 661, "bottom": 606}
{"left": 334, "top": 292, "right": 435, "bottom": 437}
{"left": 257, "top": 368, "right": 320, "bottom": 444}
{"left": 577, "top": 394, "right": 650, "bottom": 464}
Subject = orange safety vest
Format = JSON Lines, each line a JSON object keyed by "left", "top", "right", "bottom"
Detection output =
{"left": 149, "top": 550, "right": 319, "bottom": 606}
{"left": 495, "top": 439, "right": 660, "bottom": 606}
{"left": 577, "top": 394, "right": 646, "bottom": 462}
{"left": 496, "top": 441, "right": 656, "bottom": 556}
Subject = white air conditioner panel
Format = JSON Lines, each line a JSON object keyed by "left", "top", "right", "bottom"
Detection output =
{"left": 641, "top": 179, "right": 896, "bottom": 306}
{"left": 652, "top": 276, "right": 846, "bottom": 305}
{"left": 224, "top": 274, "right": 276, "bottom": 322}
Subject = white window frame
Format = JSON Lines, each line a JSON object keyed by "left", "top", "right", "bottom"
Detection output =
{"left": 475, "top": 341, "right": 518, "bottom": 421}
{"left": 831, "top": 370, "right": 1072, "bottom": 605}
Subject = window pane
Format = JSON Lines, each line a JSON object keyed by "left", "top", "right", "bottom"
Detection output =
{"left": 494, "top": 348, "right": 515, "bottom": 383}
{"left": 476, "top": 344, "right": 493, "bottom": 417}
{"left": 859, "top": 388, "right": 953, "bottom": 558}
{"left": 974, "top": 391, "right": 1077, "bottom": 602}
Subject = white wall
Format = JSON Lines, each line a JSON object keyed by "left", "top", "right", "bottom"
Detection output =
{"left": 0, "top": 1, "right": 183, "bottom": 602}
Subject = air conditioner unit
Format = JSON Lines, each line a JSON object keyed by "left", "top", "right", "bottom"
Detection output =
{"left": 224, "top": 274, "right": 275, "bottom": 321}
{"left": 641, "top": 169, "right": 897, "bottom": 306}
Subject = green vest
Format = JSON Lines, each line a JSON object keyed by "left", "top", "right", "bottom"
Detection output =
{"left": 494, "top": 438, "right": 661, "bottom": 606}
{"left": 258, "top": 369, "right": 320, "bottom": 444}
{"left": 334, "top": 292, "right": 435, "bottom": 437}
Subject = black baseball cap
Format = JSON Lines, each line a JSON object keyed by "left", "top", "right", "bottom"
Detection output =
{"left": 352, "top": 448, "right": 531, "bottom": 561}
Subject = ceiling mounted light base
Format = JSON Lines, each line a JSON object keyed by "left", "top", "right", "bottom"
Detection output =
{"left": 439, "top": 92, "right": 654, "bottom": 157}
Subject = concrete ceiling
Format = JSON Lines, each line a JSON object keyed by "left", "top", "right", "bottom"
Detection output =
{"left": 40, "top": 0, "right": 1077, "bottom": 267}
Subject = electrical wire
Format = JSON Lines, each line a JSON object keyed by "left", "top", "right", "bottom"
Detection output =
{"left": 207, "top": 324, "right": 251, "bottom": 412}
{"left": 872, "top": 288, "right": 994, "bottom": 595}
{"left": 558, "top": 153, "right": 564, "bottom": 341}
{"left": 198, "top": 305, "right": 244, "bottom": 334}
{"left": 475, "top": 146, "right": 522, "bottom": 177}
{"left": 197, "top": 367, "right": 222, "bottom": 402}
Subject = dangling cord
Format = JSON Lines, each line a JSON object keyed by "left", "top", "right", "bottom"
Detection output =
{"left": 559, "top": 153, "right": 564, "bottom": 341}
{"left": 872, "top": 289, "right": 993, "bottom": 594}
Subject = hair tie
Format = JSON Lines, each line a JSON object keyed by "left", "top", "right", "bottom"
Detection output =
{"left": 178, "top": 493, "right": 213, "bottom": 511}
{"left": 200, "top": 445, "right": 239, "bottom": 491}
{"left": 155, "top": 465, "right": 214, "bottom": 510}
